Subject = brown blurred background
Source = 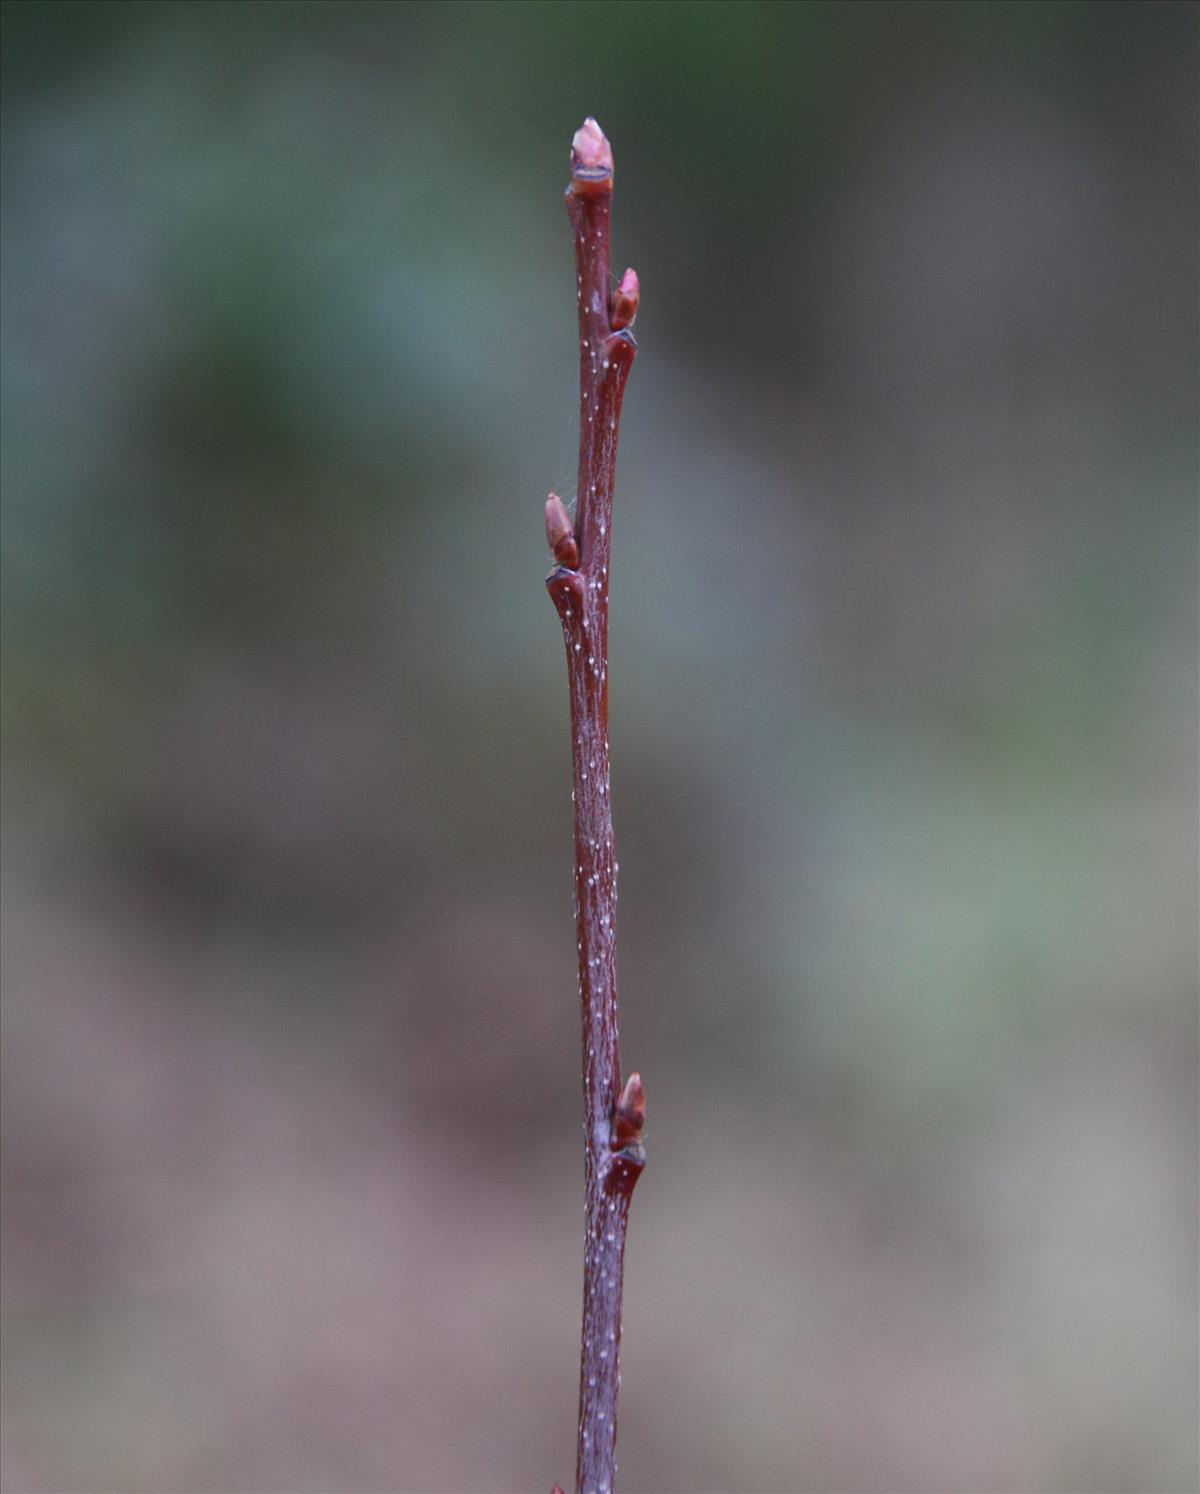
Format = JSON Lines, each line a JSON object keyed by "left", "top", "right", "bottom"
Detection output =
{"left": 2, "top": 3, "right": 1197, "bottom": 1491}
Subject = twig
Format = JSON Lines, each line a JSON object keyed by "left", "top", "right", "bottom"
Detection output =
{"left": 544, "top": 117, "right": 644, "bottom": 1494}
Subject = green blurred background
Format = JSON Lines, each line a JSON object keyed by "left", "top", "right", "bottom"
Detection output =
{"left": 2, "top": 3, "right": 1196, "bottom": 1491}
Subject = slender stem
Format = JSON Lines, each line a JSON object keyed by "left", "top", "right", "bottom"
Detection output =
{"left": 544, "top": 118, "right": 644, "bottom": 1494}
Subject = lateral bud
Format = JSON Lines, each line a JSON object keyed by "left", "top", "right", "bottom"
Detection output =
{"left": 544, "top": 492, "right": 580, "bottom": 570}
{"left": 611, "top": 1071, "right": 645, "bottom": 1148}
{"left": 610, "top": 268, "right": 640, "bottom": 331}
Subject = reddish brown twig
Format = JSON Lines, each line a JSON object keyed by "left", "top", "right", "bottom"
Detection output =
{"left": 544, "top": 118, "right": 644, "bottom": 1494}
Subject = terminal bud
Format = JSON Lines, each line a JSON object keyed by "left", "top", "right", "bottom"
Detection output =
{"left": 569, "top": 117, "right": 614, "bottom": 194}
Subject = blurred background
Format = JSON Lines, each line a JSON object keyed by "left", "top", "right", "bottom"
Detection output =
{"left": 2, "top": 3, "right": 1197, "bottom": 1491}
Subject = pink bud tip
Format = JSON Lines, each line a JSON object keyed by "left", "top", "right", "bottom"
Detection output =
{"left": 544, "top": 492, "right": 579, "bottom": 571}
{"left": 610, "top": 267, "right": 640, "bottom": 331}
{"left": 570, "top": 117, "right": 613, "bottom": 193}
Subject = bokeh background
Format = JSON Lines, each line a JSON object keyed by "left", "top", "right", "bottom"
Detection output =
{"left": 2, "top": 3, "right": 1197, "bottom": 1491}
